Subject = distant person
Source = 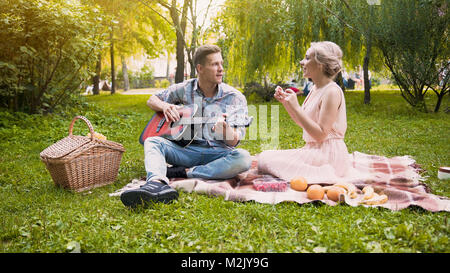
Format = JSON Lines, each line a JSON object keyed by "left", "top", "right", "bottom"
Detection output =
{"left": 355, "top": 71, "right": 362, "bottom": 89}
{"left": 84, "top": 85, "right": 93, "bottom": 95}
{"left": 302, "top": 78, "right": 313, "bottom": 96}
{"left": 342, "top": 70, "right": 349, "bottom": 88}
{"left": 286, "top": 79, "right": 302, "bottom": 95}
{"left": 439, "top": 60, "right": 449, "bottom": 87}
{"left": 334, "top": 71, "right": 346, "bottom": 92}
{"left": 367, "top": 70, "right": 372, "bottom": 89}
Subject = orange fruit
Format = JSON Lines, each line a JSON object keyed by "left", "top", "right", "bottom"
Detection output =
{"left": 307, "top": 185, "right": 325, "bottom": 200}
{"left": 290, "top": 177, "right": 308, "bottom": 191}
{"left": 326, "top": 187, "right": 345, "bottom": 202}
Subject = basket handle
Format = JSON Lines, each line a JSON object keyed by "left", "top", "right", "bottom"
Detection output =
{"left": 69, "top": 116, "right": 95, "bottom": 140}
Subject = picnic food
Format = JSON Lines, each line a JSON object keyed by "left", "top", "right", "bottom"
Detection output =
{"left": 307, "top": 185, "right": 324, "bottom": 200}
{"left": 334, "top": 182, "right": 358, "bottom": 199}
{"left": 362, "top": 186, "right": 375, "bottom": 200}
{"left": 326, "top": 187, "right": 345, "bottom": 202}
{"left": 360, "top": 193, "right": 388, "bottom": 205}
{"left": 253, "top": 179, "right": 288, "bottom": 192}
{"left": 290, "top": 176, "right": 308, "bottom": 191}
{"left": 87, "top": 132, "right": 107, "bottom": 140}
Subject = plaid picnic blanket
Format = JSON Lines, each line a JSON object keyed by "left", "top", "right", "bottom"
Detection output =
{"left": 110, "top": 153, "right": 450, "bottom": 212}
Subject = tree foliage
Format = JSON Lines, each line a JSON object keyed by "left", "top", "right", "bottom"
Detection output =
{"left": 375, "top": 0, "right": 449, "bottom": 112}
{"left": 186, "top": 0, "right": 216, "bottom": 78}
{"left": 145, "top": 0, "right": 191, "bottom": 83}
{"left": 215, "top": 0, "right": 449, "bottom": 112}
{"left": 323, "top": 0, "right": 386, "bottom": 104}
{"left": 215, "top": 0, "right": 298, "bottom": 85}
{"left": 139, "top": 0, "right": 217, "bottom": 82}
{"left": 214, "top": 0, "right": 384, "bottom": 86}
{"left": 0, "top": 0, "right": 107, "bottom": 113}
{"left": 86, "top": 0, "right": 173, "bottom": 93}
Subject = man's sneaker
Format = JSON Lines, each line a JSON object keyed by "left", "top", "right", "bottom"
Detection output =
{"left": 166, "top": 166, "right": 187, "bottom": 179}
{"left": 120, "top": 180, "right": 178, "bottom": 208}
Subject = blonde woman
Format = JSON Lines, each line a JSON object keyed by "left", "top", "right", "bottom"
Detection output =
{"left": 258, "top": 41, "right": 350, "bottom": 183}
{"left": 258, "top": 41, "right": 423, "bottom": 187}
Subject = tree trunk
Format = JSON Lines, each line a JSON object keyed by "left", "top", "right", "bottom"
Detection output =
{"left": 363, "top": 39, "right": 371, "bottom": 104}
{"left": 188, "top": 2, "right": 197, "bottom": 79}
{"left": 121, "top": 55, "right": 130, "bottom": 91}
{"left": 169, "top": 0, "right": 190, "bottom": 83}
{"left": 110, "top": 28, "right": 116, "bottom": 94}
{"left": 31, "top": 86, "right": 38, "bottom": 114}
{"left": 175, "top": 31, "right": 185, "bottom": 83}
{"left": 190, "top": 60, "right": 195, "bottom": 79}
{"left": 434, "top": 93, "right": 444, "bottom": 113}
{"left": 93, "top": 53, "right": 101, "bottom": 95}
{"left": 166, "top": 51, "right": 171, "bottom": 82}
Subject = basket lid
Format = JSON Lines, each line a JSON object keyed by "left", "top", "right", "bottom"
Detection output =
{"left": 40, "top": 115, "right": 124, "bottom": 160}
{"left": 40, "top": 135, "right": 92, "bottom": 159}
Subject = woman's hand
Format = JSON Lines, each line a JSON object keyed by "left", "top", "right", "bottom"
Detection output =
{"left": 274, "top": 85, "right": 285, "bottom": 103}
{"left": 274, "top": 86, "right": 300, "bottom": 110}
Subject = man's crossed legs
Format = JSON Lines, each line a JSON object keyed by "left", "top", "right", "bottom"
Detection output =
{"left": 120, "top": 137, "right": 252, "bottom": 208}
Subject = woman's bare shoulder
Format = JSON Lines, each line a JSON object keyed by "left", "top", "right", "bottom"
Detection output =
{"left": 325, "top": 83, "right": 342, "bottom": 98}
{"left": 321, "top": 83, "right": 342, "bottom": 107}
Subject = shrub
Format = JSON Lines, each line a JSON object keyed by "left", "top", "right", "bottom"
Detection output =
{"left": 371, "top": 77, "right": 381, "bottom": 87}
{"left": 0, "top": 0, "right": 107, "bottom": 114}
{"left": 117, "top": 65, "right": 154, "bottom": 89}
{"left": 243, "top": 82, "right": 276, "bottom": 102}
{"left": 376, "top": 0, "right": 449, "bottom": 112}
{"left": 243, "top": 81, "right": 293, "bottom": 102}
{"left": 132, "top": 65, "right": 154, "bottom": 89}
{"left": 160, "top": 79, "right": 170, "bottom": 89}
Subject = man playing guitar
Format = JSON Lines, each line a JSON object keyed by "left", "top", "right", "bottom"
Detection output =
{"left": 121, "top": 45, "right": 252, "bottom": 208}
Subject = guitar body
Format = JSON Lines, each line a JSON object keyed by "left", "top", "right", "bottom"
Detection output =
{"left": 139, "top": 104, "right": 198, "bottom": 144}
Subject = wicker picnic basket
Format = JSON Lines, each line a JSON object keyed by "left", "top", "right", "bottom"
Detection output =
{"left": 40, "top": 116, "right": 125, "bottom": 192}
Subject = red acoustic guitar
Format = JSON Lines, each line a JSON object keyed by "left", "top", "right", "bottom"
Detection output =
{"left": 139, "top": 104, "right": 253, "bottom": 146}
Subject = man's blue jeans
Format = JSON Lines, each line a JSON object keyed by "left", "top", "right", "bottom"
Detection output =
{"left": 144, "top": 136, "right": 252, "bottom": 184}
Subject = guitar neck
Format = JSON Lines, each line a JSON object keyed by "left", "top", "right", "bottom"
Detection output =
{"left": 176, "top": 116, "right": 252, "bottom": 127}
{"left": 178, "top": 117, "right": 216, "bottom": 124}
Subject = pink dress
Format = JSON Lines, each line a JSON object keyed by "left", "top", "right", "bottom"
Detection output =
{"left": 258, "top": 82, "right": 350, "bottom": 183}
{"left": 258, "top": 82, "right": 423, "bottom": 185}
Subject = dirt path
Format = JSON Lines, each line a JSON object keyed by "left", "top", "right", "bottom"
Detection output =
{"left": 120, "top": 88, "right": 163, "bottom": 95}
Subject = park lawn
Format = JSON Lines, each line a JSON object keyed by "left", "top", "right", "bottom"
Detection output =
{"left": 0, "top": 90, "right": 449, "bottom": 253}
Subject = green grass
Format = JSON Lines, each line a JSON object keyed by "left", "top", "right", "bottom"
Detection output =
{"left": 0, "top": 90, "right": 449, "bottom": 253}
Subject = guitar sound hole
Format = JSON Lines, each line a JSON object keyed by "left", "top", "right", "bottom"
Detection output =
{"left": 170, "top": 118, "right": 182, "bottom": 128}
{"left": 170, "top": 113, "right": 184, "bottom": 128}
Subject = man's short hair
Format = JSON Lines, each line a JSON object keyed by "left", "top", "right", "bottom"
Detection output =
{"left": 193, "top": 45, "right": 221, "bottom": 69}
